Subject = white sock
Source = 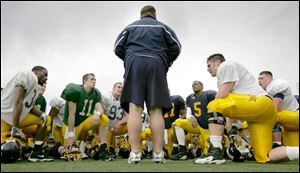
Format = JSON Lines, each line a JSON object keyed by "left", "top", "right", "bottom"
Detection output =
{"left": 80, "top": 141, "right": 85, "bottom": 153}
{"left": 164, "top": 129, "right": 168, "bottom": 144}
{"left": 147, "top": 140, "right": 153, "bottom": 151}
{"left": 35, "top": 141, "right": 43, "bottom": 145}
{"left": 286, "top": 146, "right": 299, "bottom": 160}
{"left": 273, "top": 141, "right": 282, "bottom": 145}
{"left": 209, "top": 136, "right": 223, "bottom": 149}
{"left": 174, "top": 126, "right": 185, "bottom": 146}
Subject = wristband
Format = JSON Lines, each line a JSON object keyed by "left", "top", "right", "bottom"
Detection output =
{"left": 186, "top": 114, "right": 193, "bottom": 120}
{"left": 41, "top": 113, "right": 47, "bottom": 119}
{"left": 41, "top": 113, "right": 47, "bottom": 123}
{"left": 95, "top": 112, "right": 101, "bottom": 117}
{"left": 68, "top": 131, "right": 74, "bottom": 138}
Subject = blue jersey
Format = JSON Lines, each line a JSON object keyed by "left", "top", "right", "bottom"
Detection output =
{"left": 164, "top": 95, "right": 185, "bottom": 129}
{"left": 186, "top": 90, "right": 216, "bottom": 129}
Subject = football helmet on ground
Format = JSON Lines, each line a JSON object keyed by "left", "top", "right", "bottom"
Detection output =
{"left": 226, "top": 134, "right": 250, "bottom": 162}
{"left": 1, "top": 140, "right": 22, "bottom": 163}
{"left": 63, "top": 144, "right": 82, "bottom": 161}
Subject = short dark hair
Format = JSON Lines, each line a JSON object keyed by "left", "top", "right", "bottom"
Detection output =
{"left": 259, "top": 71, "right": 273, "bottom": 78}
{"left": 141, "top": 5, "right": 156, "bottom": 18}
{"left": 207, "top": 53, "right": 226, "bottom": 63}
{"left": 193, "top": 80, "right": 203, "bottom": 86}
{"left": 32, "top": 65, "right": 47, "bottom": 72}
{"left": 113, "top": 82, "right": 122, "bottom": 90}
{"left": 82, "top": 73, "right": 95, "bottom": 85}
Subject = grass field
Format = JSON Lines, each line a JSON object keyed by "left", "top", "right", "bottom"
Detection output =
{"left": 1, "top": 158, "right": 299, "bottom": 172}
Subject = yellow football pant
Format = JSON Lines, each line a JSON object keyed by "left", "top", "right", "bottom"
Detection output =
{"left": 207, "top": 93, "right": 277, "bottom": 163}
{"left": 172, "top": 118, "right": 210, "bottom": 153}
{"left": 278, "top": 110, "right": 299, "bottom": 146}
{"left": 62, "top": 114, "right": 109, "bottom": 146}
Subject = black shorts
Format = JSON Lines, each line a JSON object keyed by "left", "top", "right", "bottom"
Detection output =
{"left": 120, "top": 55, "right": 171, "bottom": 115}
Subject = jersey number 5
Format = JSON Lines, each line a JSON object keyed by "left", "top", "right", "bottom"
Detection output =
{"left": 194, "top": 102, "right": 202, "bottom": 117}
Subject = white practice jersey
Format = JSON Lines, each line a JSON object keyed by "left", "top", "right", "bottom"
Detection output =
{"left": 101, "top": 91, "right": 124, "bottom": 129}
{"left": 1, "top": 70, "right": 39, "bottom": 124}
{"left": 266, "top": 78, "right": 298, "bottom": 111}
{"left": 217, "top": 61, "right": 267, "bottom": 96}
{"left": 49, "top": 96, "right": 65, "bottom": 127}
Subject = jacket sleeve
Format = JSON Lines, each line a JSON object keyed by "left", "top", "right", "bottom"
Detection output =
{"left": 164, "top": 26, "right": 181, "bottom": 66}
{"left": 113, "top": 28, "right": 129, "bottom": 60}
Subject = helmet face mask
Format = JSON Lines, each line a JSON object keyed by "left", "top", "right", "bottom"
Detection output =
{"left": 226, "top": 134, "right": 250, "bottom": 162}
{"left": 1, "top": 140, "right": 22, "bottom": 163}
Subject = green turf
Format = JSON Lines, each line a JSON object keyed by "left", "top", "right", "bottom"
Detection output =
{"left": 1, "top": 158, "right": 299, "bottom": 172}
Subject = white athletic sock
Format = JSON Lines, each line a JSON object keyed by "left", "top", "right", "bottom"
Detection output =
{"left": 164, "top": 129, "right": 168, "bottom": 144}
{"left": 174, "top": 126, "right": 185, "bottom": 146}
{"left": 147, "top": 140, "right": 153, "bottom": 152}
{"left": 34, "top": 141, "right": 43, "bottom": 145}
{"left": 209, "top": 136, "right": 223, "bottom": 149}
{"left": 80, "top": 141, "right": 85, "bottom": 153}
{"left": 173, "top": 143, "right": 179, "bottom": 149}
{"left": 273, "top": 141, "right": 282, "bottom": 145}
{"left": 286, "top": 146, "right": 299, "bottom": 160}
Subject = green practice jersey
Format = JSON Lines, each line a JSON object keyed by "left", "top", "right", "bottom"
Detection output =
{"left": 35, "top": 95, "right": 47, "bottom": 112}
{"left": 61, "top": 83, "right": 102, "bottom": 127}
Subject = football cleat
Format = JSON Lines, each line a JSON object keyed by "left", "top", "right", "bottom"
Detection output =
{"left": 194, "top": 142, "right": 225, "bottom": 164}
{"left": 171, "top": 145, "right": 187, "bottom": 160}
{"left": 99, "top": 143, "right": 114, "bottom": 161}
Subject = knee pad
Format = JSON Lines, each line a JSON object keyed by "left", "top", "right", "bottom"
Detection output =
{"left": 207, "top": 112, "right": 225, "bottom": 125}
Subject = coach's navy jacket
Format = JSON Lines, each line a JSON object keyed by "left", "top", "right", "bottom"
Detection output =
{"left": 114, "top": 15, "right": 181, "bottom": 71}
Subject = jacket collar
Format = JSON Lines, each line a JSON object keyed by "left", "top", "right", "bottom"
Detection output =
{"left": 141, "top": 14, "right": 156, "bottom": 20}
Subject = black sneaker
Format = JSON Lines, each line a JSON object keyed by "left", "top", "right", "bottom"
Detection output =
{"left": 171, "top": 145, "right": 179, "bottom": 155}
{"left": 194, "top": 143, "right": 225, "bottom": 164}
{"left": 99, "top": 143, "right": 114, "bottom": 161}
{"left": 90, "top": 145, "right": 100, "bottom": 160}
{"left": 109, "top": 145, "right": 116, "bottom": 159}
{"left": 171, "top": 145, "right": 187, "bottom": 160}
{"left": 28, "top": 148, "right": 53, "bottom": 162}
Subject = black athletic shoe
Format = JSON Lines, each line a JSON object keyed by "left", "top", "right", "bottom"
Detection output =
{"left": 99, "top": 143, "right": 114, "bottom": 161}
{"left": 194, "top": 143, "right": 225, "bottom": 164}
{"left": 171, "top": 145, "right": 187, "bottom": 160}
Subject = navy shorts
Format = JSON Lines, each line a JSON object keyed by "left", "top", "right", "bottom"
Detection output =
{"left": 120, "top": 55, "right": 171, "bottom": 115}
